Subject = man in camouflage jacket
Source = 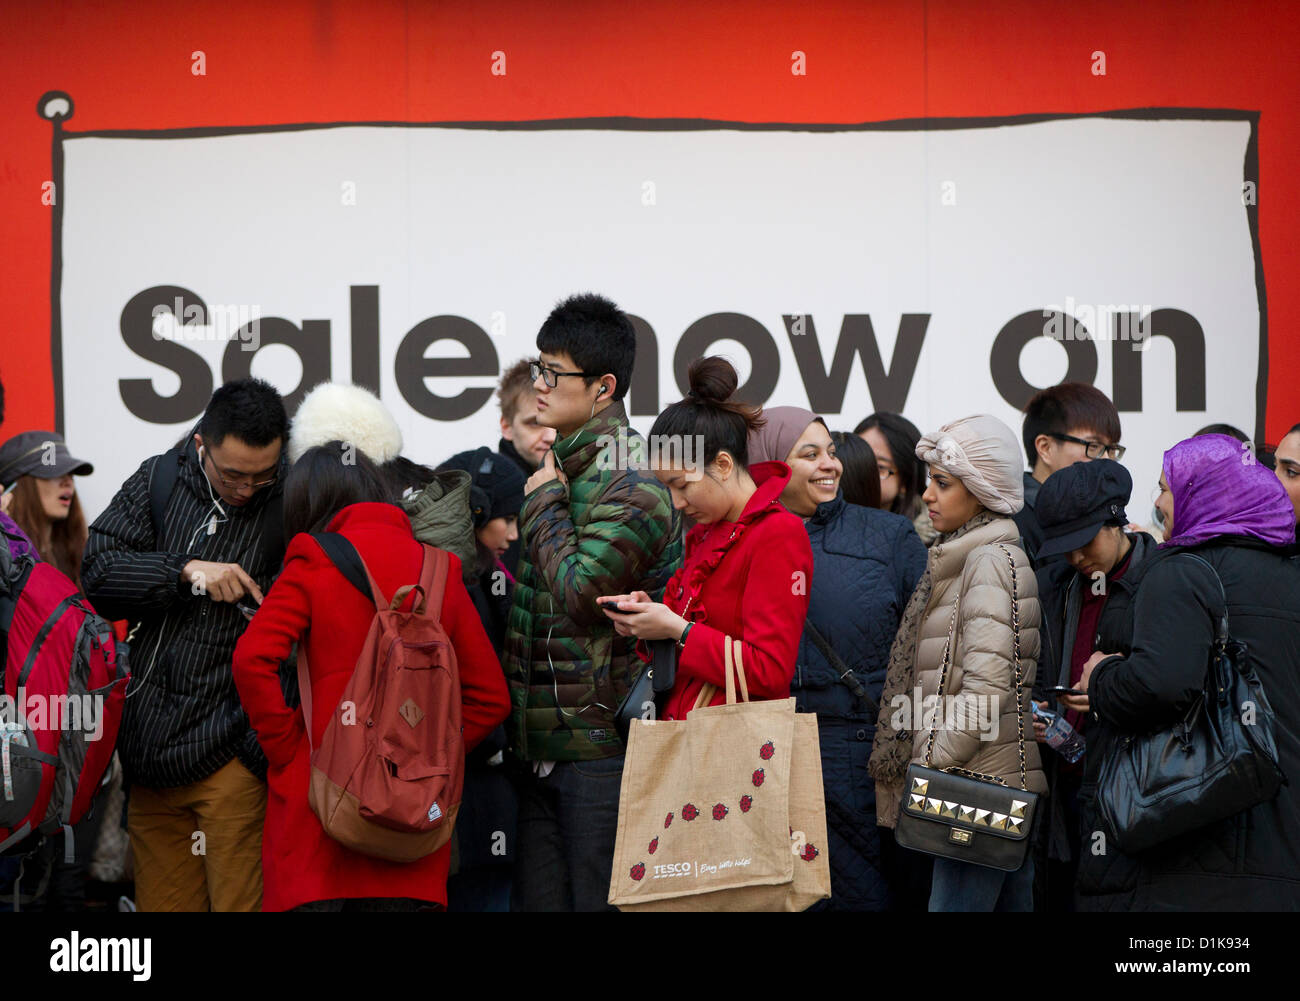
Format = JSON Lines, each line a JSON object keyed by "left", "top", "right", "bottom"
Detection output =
{"left": 502, "top": 294, "right": 681, "bottom": 911}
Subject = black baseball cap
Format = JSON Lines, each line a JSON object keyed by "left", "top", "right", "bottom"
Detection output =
{"left": 1035, "top": 458, "right": 1132, "bottom": 559}
{"left": 0, "top": 431, "right": 94, "bottom": 487}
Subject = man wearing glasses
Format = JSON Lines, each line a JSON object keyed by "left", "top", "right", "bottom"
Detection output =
{"left": 502, "top": 293, "right": 681, "bottom": 912}
{"left": 83, "top": 378, "right": 289, "bottom": 912}
{"left": 1015, "top": 382, "right": 1125, "bottom": 570}
{"left": 1013, "top": 381, "right": 1123, "bottom": 914}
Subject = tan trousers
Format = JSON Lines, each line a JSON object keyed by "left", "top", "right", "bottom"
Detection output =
{"left": 128, "top": 757, "right": 266, "bottom": 912}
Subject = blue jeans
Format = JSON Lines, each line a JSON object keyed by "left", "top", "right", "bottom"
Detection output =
{"left": 929, "top": 854, "right": 1035, "bottom": 912}
{"left": 509, "top": 754, "right": 624, "bottom": 912}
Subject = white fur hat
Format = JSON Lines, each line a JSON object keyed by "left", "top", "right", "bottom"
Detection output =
{"left": 288, "top": 383, "right": 404, "bottom": 465}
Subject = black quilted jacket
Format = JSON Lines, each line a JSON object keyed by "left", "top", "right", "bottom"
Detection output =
{"left": 794, "top": 493, "right": 927, "bottom": 911}
{"left": 1078, "top": 536, "right": 1300, "bottom": 911}
{"left": 1035, "top": 531, "right": 1155, "bottom": 865}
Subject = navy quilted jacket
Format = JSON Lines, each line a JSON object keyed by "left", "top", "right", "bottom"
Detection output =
{"left": 794, "top": 493, "right": 926, "bottom": 910}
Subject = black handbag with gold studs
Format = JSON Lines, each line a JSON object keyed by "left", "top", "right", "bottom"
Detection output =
{"left": 894, "top": 545, "right": 1039, "bottom": 871}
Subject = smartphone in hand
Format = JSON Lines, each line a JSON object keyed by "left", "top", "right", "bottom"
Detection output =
{"left": 598, "top": 597, "right": 636, "bottom": 616}
{"left": 1047, "top": 685, "right": 1086, "bottom": 697}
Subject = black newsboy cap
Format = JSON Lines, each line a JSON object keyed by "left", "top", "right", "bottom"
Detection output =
{"left": 1035, "top": 458, "right": 1132, "bottom": 559}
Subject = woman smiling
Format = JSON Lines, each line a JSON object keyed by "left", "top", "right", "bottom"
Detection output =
{"left": 750, "top": 408, "right": 927, "bottom": 910}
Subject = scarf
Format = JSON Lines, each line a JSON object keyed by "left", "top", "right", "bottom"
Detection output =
{"left": 748, "top": 407, "right": 822, "bottom": 464}
{"left": 1159, "top": 434, "right": 1296, "bottom": 549}
{"left": 868, "top": 508, "right": 1000, "bottom": 827}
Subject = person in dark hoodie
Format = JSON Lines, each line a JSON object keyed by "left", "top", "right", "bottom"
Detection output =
{"left": 1063, "top": 434, "right": 1300, "bottom": 910}
{"left": 438, "top": 447, "right": 526, "bottom": 651}
{"left": 435, "top": 446, "right": 526, "bottom": 911}
{"left": 1028, "top": 459, "right": 1156, "bottom": 911}
{"left": 82, "top": 378, "right": 288, "bottom": 912}
{"left": 751, "top": 408, "right": 926, "bottom": 910}
{"left": 496, "top": 358, "right": 557, "bottom": 576}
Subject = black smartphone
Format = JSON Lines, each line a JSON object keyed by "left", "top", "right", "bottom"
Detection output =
{"left": 598, "top": 598, "right": 636, "bottom": 616}
{"left": 1048, "top": 685, "right": 1086, "bottom": 697}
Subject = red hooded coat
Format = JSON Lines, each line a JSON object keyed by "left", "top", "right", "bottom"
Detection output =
{"left": 232, "top": 502, "right": 510, "bottom": 911}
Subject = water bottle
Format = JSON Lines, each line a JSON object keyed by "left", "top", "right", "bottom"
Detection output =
{"left": 1044, "top": 712, "right": 1086, "bottom": 763}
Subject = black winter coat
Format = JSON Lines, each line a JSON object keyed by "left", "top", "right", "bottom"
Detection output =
{"left": 458, "top": 553, "right": 516, "bottom": 875}
{"left": 497, "top": 438, "right": 533, "bottom": 578}
{"left": 1034, "top": 532, "right": 1155, "bottom": 864}
{"left": 794, "top": 493, "right": 927, "bottom": 910}
{"left": 82, "top": 439, "right": 285, "bottom": 788}
{"left": 1081, "top": 535, "right": 1300, "bottom": 911}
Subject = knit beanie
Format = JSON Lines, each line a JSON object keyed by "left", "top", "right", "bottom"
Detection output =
{"left": 438, "top": 447, "right": 526, "bottom": 526}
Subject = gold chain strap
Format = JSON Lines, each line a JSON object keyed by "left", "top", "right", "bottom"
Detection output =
{"left": 997, "top": 543, "right": 1029, "bottom": 792}
{"left": 922, "top": 543, "right": 1029, "bottom": 793}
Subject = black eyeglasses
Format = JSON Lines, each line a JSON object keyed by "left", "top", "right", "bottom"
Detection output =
{"left": 1050, "top": 433, "right": 1126, "bottom": 461}
{"left": 200, "top": 439, "right": 279, "bottom": 491}
{"left": 530, "top": 361, "right": 596, "bottom": 389}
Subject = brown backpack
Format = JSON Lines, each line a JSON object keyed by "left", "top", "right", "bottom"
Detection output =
{"left": 296, "top": 533, "right": 464, "bottom": 862}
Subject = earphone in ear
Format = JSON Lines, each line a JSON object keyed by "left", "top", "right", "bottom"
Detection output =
{"left": 598, "top": 385, "right": 608, "bottom": 396}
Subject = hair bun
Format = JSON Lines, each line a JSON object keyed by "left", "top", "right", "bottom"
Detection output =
{"left": 686, "top": 356, "right": 738, "bottom": 405}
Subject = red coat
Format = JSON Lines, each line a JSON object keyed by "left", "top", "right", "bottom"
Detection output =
{"left": 657, "top": 462, "right": 813, "bottom": 720}
{"left": 232, "top": 502, "right": 510, "bottom": 912}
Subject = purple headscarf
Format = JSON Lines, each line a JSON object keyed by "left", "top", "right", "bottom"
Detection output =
{"left": 1161, "top": 434, "right": 1296, "bottom": 548}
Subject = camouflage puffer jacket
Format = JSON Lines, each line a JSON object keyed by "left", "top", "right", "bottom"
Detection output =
{"left": 503, "top": 401, "right": 681, "bottom": 761}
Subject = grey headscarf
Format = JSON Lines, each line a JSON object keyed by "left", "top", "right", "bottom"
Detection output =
{"left": 915, "top": 414, "right": 1024, "bottom": 515}
{"left": 748, "top": 406, "right": 823, "bottom": 465}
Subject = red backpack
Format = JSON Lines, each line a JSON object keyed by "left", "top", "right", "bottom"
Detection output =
{"left": 298, "top": 533, "right": 464, "bottom": 862}
{"left": 0, "top": 530, "right": 129, "bottom": 866}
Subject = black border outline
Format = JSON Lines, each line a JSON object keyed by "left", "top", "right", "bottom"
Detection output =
{"left": 46, "top": 108, "right": 1265, "bottom": 446}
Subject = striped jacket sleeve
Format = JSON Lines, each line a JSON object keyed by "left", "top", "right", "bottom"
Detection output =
{"left": 81, "top": 458, "right": 195, "bottom": 621}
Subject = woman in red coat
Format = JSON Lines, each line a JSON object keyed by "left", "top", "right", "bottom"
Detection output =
{"left": 599, "top": 357, "right": 813, "bottom": 717}
{"left": 232, "top": 444, "right": 510, "bottom": 911}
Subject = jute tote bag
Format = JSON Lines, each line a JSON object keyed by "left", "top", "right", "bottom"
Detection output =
{"left": 608, "top": 638, "right": 831, "bottom": 911}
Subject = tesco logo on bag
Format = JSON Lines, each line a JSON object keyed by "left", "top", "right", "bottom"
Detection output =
{"left": 652, "top": 863, "right": 693, "bottom": 879}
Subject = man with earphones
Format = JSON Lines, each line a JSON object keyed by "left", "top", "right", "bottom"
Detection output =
{"left": 501, "top": 293, "right": 682, "bottom": 912}
{"left": 82, "top": 378, "right": 289, "bottom": 912}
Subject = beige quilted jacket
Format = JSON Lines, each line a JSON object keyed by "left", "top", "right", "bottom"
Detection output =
{"left": 908, "top": 516, "right": 1047, "bottom": 794}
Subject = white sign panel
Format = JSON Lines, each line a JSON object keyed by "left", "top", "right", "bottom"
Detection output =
{"left": 58, "top": 115, "right": 1261, "bottom": 522}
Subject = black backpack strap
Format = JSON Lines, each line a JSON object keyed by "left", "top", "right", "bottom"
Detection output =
{"left": 147, "top": 445, "right": 185, "bottom": 550}
{"left": 311, "top": 532, "right": 370, "bottom": 602}
{"left": 802, "top": 618, "right": 880, "bottom": 717}
{"left": 260, "top": 491, "right": 284, "bottom": 571}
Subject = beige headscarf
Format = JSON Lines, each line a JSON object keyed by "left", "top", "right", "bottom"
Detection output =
{"left": 915, "top": 414, "right": 1024, "bottom": 515}
{"left": 748, "top": 406, "right": 823, "bottom": 465}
